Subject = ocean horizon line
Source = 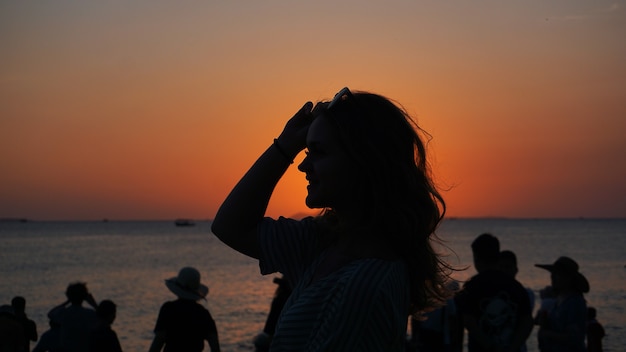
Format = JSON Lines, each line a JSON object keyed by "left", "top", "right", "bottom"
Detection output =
{"left": 2, "top": 216, "right": 625, "bottom": 223}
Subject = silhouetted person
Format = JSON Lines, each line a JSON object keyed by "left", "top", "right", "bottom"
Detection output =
{"left": 535, "top": 256, "right": 589, "bottom": 352}
{"left": 0, "top": 304, "right": 25, "bottom": 352}
{"left": 498, "top": 250, "right": 536, "bottom": 352}
{"left": 89, "top": 300, "right": 122, "bottom": 352}
{"left": 586, "top": 307, "right": 605, "bottom": 352}
{"left": 32, "top": 317, "right": 62, "bottom": 352}
{"left": 253, "top": 276, "right": 292, "bottom": 352}
{"left": 498, "top": 250, "right": 536, "bottom": 309}
{"left": 48, "top": 282, "right": 98, "bottom": 352}
{"left": 211, "top": 87, "right": 453, "bottom": 351}
{"left": 11, "top": 296, "right": 38, "bottom": 352}
{"left": 149, "top": 267, "right": 220, "bottom": 352}
{"left": 455, "top": 233, "right": 533, "bottom": 352}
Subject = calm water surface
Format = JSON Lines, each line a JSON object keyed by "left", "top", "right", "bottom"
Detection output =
{"left": 1, "top": 218, "right": 624, "bottom": 351}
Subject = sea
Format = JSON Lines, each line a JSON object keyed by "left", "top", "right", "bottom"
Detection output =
{"left": 1, "top": 218, "right": 624, "bottom": 352}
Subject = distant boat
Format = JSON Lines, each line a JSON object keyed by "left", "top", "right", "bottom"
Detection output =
{"left": 174, "top": 219, "right": 195, "bottom": 227}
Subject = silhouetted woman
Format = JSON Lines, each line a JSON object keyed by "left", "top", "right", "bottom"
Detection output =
{"left": 212, "top": 87, "right": 452, "bottom": 351}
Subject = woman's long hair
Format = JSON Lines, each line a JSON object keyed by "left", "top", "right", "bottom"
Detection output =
{"left": 318, "top": 90, "right": 454, "bottom": 315}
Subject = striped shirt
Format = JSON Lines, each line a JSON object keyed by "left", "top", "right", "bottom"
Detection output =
{"left": 259, "top": 216, "right": 410, "bottom": 351}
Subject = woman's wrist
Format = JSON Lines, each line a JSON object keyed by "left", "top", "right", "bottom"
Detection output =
{"left": 272, "top": 138, "right": 296, "bottom": 164}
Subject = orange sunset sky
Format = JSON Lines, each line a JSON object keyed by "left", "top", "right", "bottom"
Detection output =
{"left": 1, "top": 1, "right": 625, "bottom": 221}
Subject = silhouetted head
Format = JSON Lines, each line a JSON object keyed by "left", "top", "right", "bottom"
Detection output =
{"left": 96, "top": 300, "right": 117, "bottom": 325}
{"left": 301, "top": 88, "right": 444, "bottom": 238}
{"left": 165, "top": 267, "right": 209, "bottom": 301}
{"left": 66, "top": 282, "right": 89, "bottom": 304}
{"left": 472, "top": 233, "right": 500, "bottom": 272}
{"left": 11, "top": 296, "right": 26, "bottom": 314}
{"left": 535, "top": 256, "right": 589, "bottom": 294}
{"left": 498, "top": 250, "right": 519, "bottom": 277}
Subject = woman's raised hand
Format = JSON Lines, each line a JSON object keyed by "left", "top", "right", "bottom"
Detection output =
{"left": 275, "top": 101, "right": 315, "bottom": 158}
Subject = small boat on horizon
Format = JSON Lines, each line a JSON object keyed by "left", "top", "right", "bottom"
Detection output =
{"left": 174, "top": 219, "right": 195, "bottom": 227}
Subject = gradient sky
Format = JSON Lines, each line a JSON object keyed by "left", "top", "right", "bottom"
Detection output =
{"left": 2, "top": 1, "right": 625, "bottom": 220}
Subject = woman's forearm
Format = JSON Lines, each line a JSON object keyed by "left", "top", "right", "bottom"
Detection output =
{"left": 211, "top": 102, "right": 313, "bottom": 258}
{"left": 211, "top": 142, "right": 294, "bottom": 258}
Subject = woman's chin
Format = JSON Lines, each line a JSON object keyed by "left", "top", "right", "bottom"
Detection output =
{"left": 305, "top": 195, "right": 323, "bottom": 209}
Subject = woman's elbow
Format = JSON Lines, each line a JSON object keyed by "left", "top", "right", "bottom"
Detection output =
{"left": 210, "top": 221, "right": 261, "bottom": 259}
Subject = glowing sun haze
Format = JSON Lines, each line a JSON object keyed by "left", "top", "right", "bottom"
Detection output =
{"left": 1, "top": 1, "right": 625, "bottom": 220}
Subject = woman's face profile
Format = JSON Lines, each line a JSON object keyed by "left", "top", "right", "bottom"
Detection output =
{"left": 298, "top": 115, "right": 357, "bottom": 211}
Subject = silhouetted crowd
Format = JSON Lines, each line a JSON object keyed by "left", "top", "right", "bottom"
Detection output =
{"left": 1, "top": 283, "right": 122, "bottom": 352}
{"left": 1, "top": 266, "right": 220, "bottom": 352}
{"left": 406, "top": 233, "right": 606, "bottom": 352}
{"left": 1, "top": 234, "right": 607, "bottom": 352}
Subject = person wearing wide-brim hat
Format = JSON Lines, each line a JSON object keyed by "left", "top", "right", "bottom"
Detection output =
{"left": 164, "top": 267, "right": 210, "bottom": 301}
{"left": 535, "top": 256, "right": 588, "bottom": 352}
{"left": 149, "top": 267, "right": 221, "bottom": 352}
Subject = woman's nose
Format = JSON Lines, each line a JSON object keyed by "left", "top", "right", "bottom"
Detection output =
{"left": 297, "top": 156, "right": 309, "bottom": 173}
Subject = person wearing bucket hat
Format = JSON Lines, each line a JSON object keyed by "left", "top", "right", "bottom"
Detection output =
{"left": 535, "top": 256, "right": 588, "bottom": 352}
{"left": 149, "top": 267, "right": 221, "bottom": 352}
{"left": 164, "top": 267, "right": 210, "bottom": 301}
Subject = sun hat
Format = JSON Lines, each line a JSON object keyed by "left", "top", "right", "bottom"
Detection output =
{"left": 535, "top": 256, "right": 590, "bottom": 293}
{"left": 165, "top": 267, "right": 209, "bottom": 301}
